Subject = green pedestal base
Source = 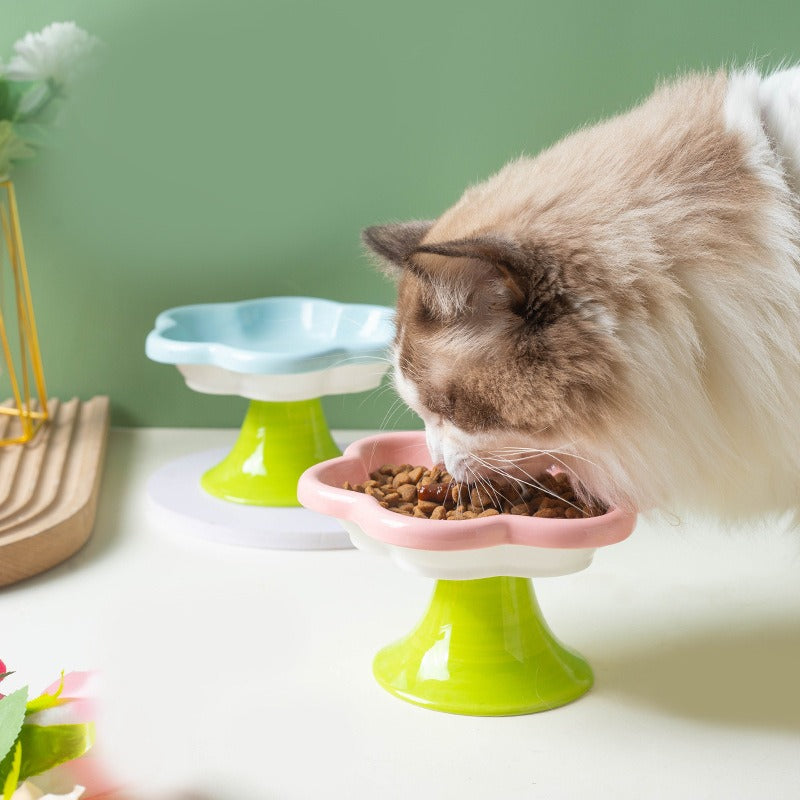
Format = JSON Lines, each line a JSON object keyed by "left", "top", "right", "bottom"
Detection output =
{"left": 201, "top": 398, "right": 341, "bottom": 506}
{"left": 373, "top": 577, "right": 593, "bottom": 716}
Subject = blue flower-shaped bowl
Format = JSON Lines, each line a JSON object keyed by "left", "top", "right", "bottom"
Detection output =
{"left": 146, "top": 296, "right": 395, "bottom": 402}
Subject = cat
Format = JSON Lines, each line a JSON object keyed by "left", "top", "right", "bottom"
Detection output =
{"left": 362, "top": 67, "right": 800, "bottom": 519}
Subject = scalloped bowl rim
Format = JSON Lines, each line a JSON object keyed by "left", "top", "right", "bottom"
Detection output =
{"left": 145, "top": 295, "right": 395, "bottom": 375}
{"left": 298, "top": 431, "right": 637, "bottom": 552}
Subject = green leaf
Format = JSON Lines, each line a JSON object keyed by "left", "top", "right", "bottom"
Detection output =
{"left": 25, "top": 673, "right": 66, "bottom": 716}
{"left": 0, "top": 80, "right": 37, "bottom": 123}
{"left": 1, "top": 741, "right": 21, "bottom": 800}
{"left": 17, "top": 723, "right": 95, "bottom": 782}
{"left": 0, "top": 688, "right": 28, "bottom": 765}
{"left": 0, "top": 673, "right": 14, "bottom": 683}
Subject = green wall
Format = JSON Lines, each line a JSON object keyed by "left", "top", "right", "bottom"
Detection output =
{"left": 0, "top": 0, "right": 798, "bottom": 428}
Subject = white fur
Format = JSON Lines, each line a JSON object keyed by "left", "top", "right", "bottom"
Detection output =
{"left": 584, "top": 67, "right": 800, "bottom": 515}
{"left": 574, "top": 67, "right": 800, "bottom": 515}
{"left": 758, "top": 67, "right": 800, "bottom": 199}
{"left": 395, "top": 68, "right": 800, "bottom": 518}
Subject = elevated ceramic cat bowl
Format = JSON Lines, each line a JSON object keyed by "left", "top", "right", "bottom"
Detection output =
{"left": 298, "top": 431, "right": 636, "bottom": 714}
{"left": 145, "top": 296, "right": 394, "bottom": 549}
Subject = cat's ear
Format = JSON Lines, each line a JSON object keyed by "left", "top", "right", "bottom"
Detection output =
{"left": 361, "top": 221, "right": 435, "bottom": 275}
{"left": 412, "top": 236, "right": 529, "bottom": 310}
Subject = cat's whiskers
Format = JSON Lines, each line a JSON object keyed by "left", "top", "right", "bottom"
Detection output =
{"left": 465, "top": 464, "right": 486, "bottom": 512}
{"left": 384, "top": 398, "right": 410, "bottom": 431}
{"left": 486, "top": 447, "right": 597, "bottom": 504}
{"left": 491, "top": 453, "right": 588, "bottom": 503}
{"left": 366, "top": 395, "right": 409, "bottom": 473}
{"left": 393, "top": 358, "right": 425, "bottom": 386}
{"left": 328, "top": 354, "right": 392, "bottom": 369}
{"left": 493, "top": 446, "right": 611, "bottom": 478}
{"left": 466, "top": 462, "right": 503, "bottom": 510}
{"left": 467, "top": 462, "right": 511, "bottom": 511}
{"left": 357, "top": 378, "right": 398, "bottom": 410}
{"left": 481, "top": 469, "right": 509, "bottom": 508}
{"left": 468, "top": 452, "right": 586, "bottom": 515}
{"left": 490, "top": 449, "right": 585, "bottom": 484}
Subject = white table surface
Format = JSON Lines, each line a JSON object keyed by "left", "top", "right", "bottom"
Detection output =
{"left": 1, "top": 427, "right": 799, "bottom": 799}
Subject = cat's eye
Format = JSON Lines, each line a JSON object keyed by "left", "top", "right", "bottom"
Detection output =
{"left": 439, "top": 389, "right": 457, "bottom": 420}
{"left": 415, "top": 301, "right": 437, "bottom": 325}
{"left": 420, "top": 391, "right": 453, "bottom": 422}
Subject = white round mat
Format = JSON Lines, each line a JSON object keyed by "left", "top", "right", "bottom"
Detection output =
{"left": 146, "top": 448, "right": 352, "bottom": 550}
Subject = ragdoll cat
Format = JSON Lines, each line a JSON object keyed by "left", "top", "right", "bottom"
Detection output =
{"left": 363, "top": 67, "right": 800, "bottom": 518}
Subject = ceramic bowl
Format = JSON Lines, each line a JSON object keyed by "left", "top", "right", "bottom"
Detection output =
{"left": 298, "top": 431, "right": 636, "bottom": 579}
{"left": 145, "top": 296, "right": 395, "bottom": 401}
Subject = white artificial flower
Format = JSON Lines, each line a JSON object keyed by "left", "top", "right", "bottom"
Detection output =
{"left": 5, "top": 22, "right": 97, "bottom": 85}
{"left": 11, "top": 781, "right": 85, "bottom": 800}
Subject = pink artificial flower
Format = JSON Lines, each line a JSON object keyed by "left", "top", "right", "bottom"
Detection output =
{"left": 0, "top": 657, "right": 9, "bottom": 699}
{"left": 26, "top": 672, "right": 119, "bottom": 800}
{"left": 30, "top": 671, "right": 98, "bottom": 726}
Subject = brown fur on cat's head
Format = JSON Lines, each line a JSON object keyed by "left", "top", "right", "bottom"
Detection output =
{"left": 363, "top": 70, "right": 777, "bottom": 513}
{"left": 362, "top": 222, "right": 628, "bottom": 441}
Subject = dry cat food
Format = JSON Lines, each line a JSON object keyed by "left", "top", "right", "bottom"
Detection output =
{"left": 341, "top": 463, "right": 606, "bottom": 520}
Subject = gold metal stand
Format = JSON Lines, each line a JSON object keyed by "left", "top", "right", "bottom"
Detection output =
{"left": 0, "top": 177, "right": 48, "bottom": 445}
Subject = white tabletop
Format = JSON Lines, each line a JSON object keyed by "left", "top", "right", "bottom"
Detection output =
{"left": 2, "top": 428, "right": 799, "bottom": 799}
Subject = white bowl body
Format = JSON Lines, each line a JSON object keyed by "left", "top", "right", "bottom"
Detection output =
{"left": 178, "top": 361, "right": 390, "bottom": 401}
{"left": 343, "top": 522, "right": 597, "bottom": 579}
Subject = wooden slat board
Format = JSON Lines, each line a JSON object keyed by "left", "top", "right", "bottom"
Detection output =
{"left": 0, "top": 396, "right": 110, "bottom": 587}
{"left": 0, "top": 399, "right": 63, "bottom": 517}
{"left": 0, "top": 399, "right": 41, "bottom": 508}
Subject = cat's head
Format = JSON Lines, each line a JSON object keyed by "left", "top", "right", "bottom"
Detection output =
{"left": 362, "top": 214, "right": 633, "bottom": 509}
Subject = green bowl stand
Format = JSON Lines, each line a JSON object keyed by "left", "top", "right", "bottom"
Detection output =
{"left": 373, "top": 576, "right": 593, "bottom": 716}
{"left": 201, "top": 398, "right": 341, "bottom": 506}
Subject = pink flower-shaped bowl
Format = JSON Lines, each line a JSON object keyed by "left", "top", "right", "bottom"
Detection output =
{"left": 298, "top": 431, "right": 636, "bottom": 579}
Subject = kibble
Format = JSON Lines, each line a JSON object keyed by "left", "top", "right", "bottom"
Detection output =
{"left": 342, "top": 464, "right": 606, "bottom": 520}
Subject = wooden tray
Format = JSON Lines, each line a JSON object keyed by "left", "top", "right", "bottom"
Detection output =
{"left": 0, "top": 396, "right": 110, "bottom": 587}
